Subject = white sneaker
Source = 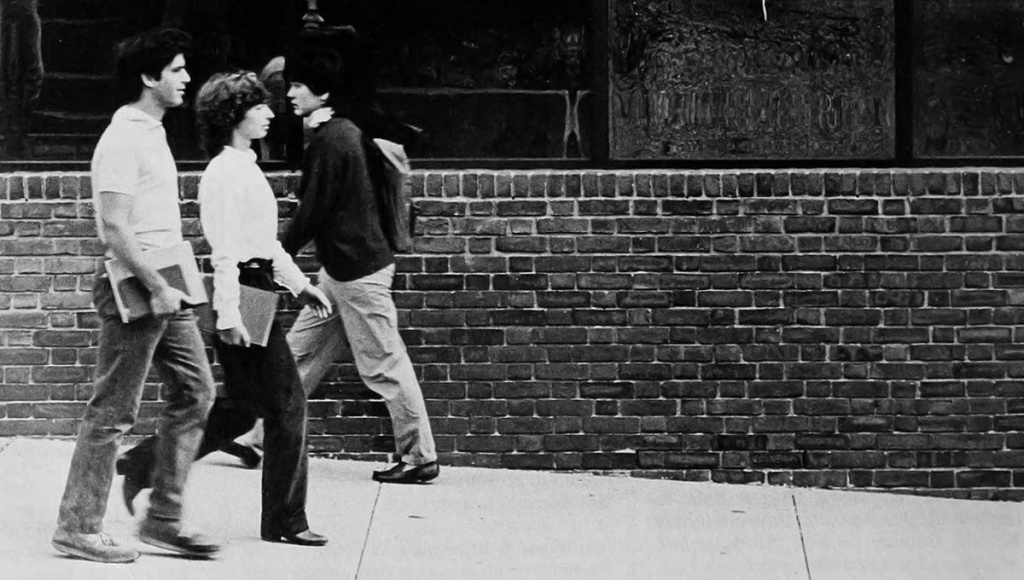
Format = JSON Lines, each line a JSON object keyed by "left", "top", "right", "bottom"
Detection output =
{"left": 52, "top": 528, "right": 140, "bottom": 563}
{"left": 138, "top": 519, "right": 220, "bottom": 558}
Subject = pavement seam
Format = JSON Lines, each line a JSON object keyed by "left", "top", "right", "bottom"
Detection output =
{"left": 354, "top": 483, "right": 383, "bottom": 580}
{"left": 791, "top": 493, "right": 814, "bottom": 580}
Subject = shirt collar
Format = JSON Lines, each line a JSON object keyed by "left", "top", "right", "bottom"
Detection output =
{"left": 221, "top": 145, "right": 258, "bottom": 163}
{"left": 112, "top": 105, "right": 164, "bottom": 129}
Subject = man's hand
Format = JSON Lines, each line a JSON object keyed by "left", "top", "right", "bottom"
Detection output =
{"left": 217, "top": 325, "right": 251, "bottom": 348}
{"left": 299, "top": 285, "right": 333, "bottom": 319}
{"left": 149, "top": 285, "right": 187, "bottom": 318}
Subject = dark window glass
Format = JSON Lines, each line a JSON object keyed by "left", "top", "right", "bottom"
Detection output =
{"left": 331, "top": 0, "right": 591, "bottom": 159}
{"left": 9, "top": 1, "right": 1024, "bottom": 165}
{"left": 914, "top": 0, "right": 1024, "bottom": 158}
{"left": 7, "top": 0, "right": 303, "bottom": 162}
{"left": 2, "top": 0, "right": 591, "bottom": 163}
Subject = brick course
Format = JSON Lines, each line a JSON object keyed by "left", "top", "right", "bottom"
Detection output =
{"left": 2, "top": 168, "right": 1023, "bottom": 500}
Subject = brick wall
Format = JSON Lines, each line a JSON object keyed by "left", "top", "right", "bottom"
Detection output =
{"left": 2, "top": 169, "right": 1023, "bottom": 500}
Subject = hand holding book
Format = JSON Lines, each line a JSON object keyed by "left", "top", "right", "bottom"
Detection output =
{"left": 194, "top": 277, "right": 279, "bottom": 348}
{"left": 217, "top": 325, "right": 252, "bottom": 348}
{"left": 104, "top": 242, "right": 208, "bottom": 324}
{"left": 150, "top": 285, "right": 191, "bottom": 318}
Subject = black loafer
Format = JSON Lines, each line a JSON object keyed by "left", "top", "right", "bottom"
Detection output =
{"left": 372, "top": 461, "right": 440, "bottom": 484}
{"left": 220, "top": 441, "right": 262, "bottom": 469}
{"left": 262, "top": 529, "right": 328, "bottom": 546}
{"left": 115, "top": 456, "right": 147, "bottom": 516}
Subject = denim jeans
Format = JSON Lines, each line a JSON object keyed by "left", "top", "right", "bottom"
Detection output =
{"left": 287, "top": 264, "right": 437, "bottom": 465}
{"left": 120, "top": 262, "right": 311, "bottom": 536}
{"left": 56, "top": 274, "right": 215, "bottom": 533}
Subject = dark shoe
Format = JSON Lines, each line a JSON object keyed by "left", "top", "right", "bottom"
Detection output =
{"left": 372, "top": 461, "right": 440, "bottom": 484}
{"left": 116, "top": 456, "right": 147, "bottom": 516}
{"left": 52, "top": 528, "right": 140, "bottom": 563}
{"left": 261, "top": 529, "right": 328, "bottom": 546}
{"left": 139, "top": 520, "right": 220, "bottom": 558}
{"left": 220, "top": 441, "right": 262, "bottom": 469}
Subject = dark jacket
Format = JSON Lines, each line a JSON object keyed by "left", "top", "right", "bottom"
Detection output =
{"left": 283, "top": 117, "right": 394, "bottom": 282}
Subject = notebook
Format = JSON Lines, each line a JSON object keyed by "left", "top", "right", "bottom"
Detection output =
{"left": 193, "top": 277, "right": 280, "bottom": 347}
{"left": 104, "top": 241, "right": 208, "bottom": 324}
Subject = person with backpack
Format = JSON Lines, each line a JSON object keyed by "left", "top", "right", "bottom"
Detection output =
{"left": 281, "top": 38, "right": 439, "bottom": 484}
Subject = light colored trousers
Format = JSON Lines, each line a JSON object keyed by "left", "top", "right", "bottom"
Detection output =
{"left": 287, "top": 264, "right": 437, "bottom": 465}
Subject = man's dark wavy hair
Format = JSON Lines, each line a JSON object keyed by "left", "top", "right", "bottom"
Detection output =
{"left": 114, "top": 28, "right": 192, "bottom": 103}
{"left": 194, "top": 71, "right": 270, "bottom": 157}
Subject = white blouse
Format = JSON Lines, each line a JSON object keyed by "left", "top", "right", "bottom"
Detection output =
{"left": 198, "top": 146, "right": 309, "bottom": 330}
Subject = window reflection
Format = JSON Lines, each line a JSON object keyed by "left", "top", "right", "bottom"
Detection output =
{"left": 1, "top": 0, "right": 44, "bottom": 158}
{"left": 914, "top": 0, "right": 1024, "bottom": 158}
{"left": 3, "top": 0, "right": 591, "bottom": 162}
{"left": 4, "top": 2, "right": 1024, "bottom": 163}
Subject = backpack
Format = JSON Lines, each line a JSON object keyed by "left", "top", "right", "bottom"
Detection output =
{"left": 364, "top": 136, "right": 415, "bottom": 253}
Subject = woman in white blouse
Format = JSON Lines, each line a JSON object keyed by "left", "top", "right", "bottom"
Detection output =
{"left": 191, "top": 71, "right": 332, "bottom": 546}
{"left": 115, "top": 71, "right": 333, "bottom": 545}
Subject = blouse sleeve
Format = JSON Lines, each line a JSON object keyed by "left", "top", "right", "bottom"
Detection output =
{"left": 270, "top": 239, "right": 310, "bottom": 296}
{"left": 198, "top": 160, "right": 244, "bottom": 330}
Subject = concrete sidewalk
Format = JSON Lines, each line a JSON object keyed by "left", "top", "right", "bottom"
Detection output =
{"left": 0, "top": 438, "right": 1020, "bottom": 580}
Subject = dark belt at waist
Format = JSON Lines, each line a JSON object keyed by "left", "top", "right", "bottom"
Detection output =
{"left": 236, "top": 258, "right": 275, "bottom": 291}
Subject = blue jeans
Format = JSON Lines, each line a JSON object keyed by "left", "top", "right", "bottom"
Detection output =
{"left": 56, "top": 274, "right": 215, "bottom": 533}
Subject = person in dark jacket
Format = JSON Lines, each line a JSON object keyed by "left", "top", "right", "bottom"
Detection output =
{"left": 282, "top": 39, "right": 438, "bottom": 484}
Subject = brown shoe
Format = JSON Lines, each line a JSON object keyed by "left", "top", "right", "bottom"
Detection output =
{"left": 52, "top": 528, "right": 140, "bottom": 563}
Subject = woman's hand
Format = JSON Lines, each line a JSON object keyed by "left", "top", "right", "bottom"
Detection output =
{"left": 218, "top": 325, "right": 251, "bottom": 347}
{"left": 299, "top": 285, "right": 333, "bottom": 319}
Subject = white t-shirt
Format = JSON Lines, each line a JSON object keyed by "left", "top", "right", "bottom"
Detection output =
{"left": 91, "top": 105, "right": 183, "bottom": 256}
{"left": 199, "top": 146, "right": 309, "bottom": 330}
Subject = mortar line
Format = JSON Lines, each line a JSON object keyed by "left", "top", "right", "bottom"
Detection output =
{"left": 354, "top": 484, "right": 383, "bottom": 580}
{"left": 791, "top": 493, "right": 813, "bottom": 580}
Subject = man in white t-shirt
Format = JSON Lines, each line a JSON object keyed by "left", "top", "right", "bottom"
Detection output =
{"left": 52, "top": 28, "right": 219, "bottom": 564}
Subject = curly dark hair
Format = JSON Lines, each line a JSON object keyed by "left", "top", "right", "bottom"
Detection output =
{"left": 114, "top": 28, "right": 192, "bottom": 104}
{"left": 194, "top": 71, "right": 270, "bottom": 157}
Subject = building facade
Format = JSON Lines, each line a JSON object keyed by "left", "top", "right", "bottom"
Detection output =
{"left": 1, "top": 1, "right": 1023, "bottom": 499}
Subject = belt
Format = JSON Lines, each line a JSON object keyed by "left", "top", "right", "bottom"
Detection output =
{"left": 238, "top": 257, "right": 273, "bottom": 270}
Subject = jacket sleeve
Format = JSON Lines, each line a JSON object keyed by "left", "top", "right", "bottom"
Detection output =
{"left": 283, "top": 133, "right": 344, "bottom": 256}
